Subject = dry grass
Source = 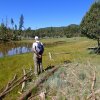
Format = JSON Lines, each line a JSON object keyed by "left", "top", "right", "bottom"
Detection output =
{"left": 40, "top": 62, "right": 100, "bottom": 99}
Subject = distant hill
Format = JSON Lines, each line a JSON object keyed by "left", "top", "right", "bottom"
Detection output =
{"left": 33, "top": 24, "right": 80, "bottom": 38}
{"left": 80, "top": 1, "right": 100, "bottom": 39}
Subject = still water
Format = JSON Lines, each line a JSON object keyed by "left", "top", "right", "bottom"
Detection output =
{"left": 0, "top": 42, "right": 32, "bottom": 57}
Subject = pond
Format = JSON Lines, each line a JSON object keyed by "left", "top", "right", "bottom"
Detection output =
{"left": 0, "top": 40, "right": 66, "bottom": 58}
{"left": 0, "top": 42, "right": 32, "bottom": 58}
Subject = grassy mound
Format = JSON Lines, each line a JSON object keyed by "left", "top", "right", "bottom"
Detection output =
{"left": 24, "top": 62, "right": 100, "bottom": 100}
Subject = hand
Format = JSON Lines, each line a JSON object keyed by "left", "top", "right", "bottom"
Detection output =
{"left": 38, "top": 54, "right": 42, "bottom": 58}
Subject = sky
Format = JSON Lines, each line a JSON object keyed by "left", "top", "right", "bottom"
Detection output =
{"left": 0, "top": 0, "right": 94, "bottom": 29}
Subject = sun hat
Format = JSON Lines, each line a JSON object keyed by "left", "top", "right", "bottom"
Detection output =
{"left": 35, "top": 36, "right": 39, "bottom": 40}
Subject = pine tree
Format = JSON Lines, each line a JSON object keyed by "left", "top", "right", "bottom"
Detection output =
{"left": 19, "top": 14, "right": 24, "bottom": 30}
{"left": 11, "top": 18, "right": 14, "bottom": 29}
{"left": 80, "top": 2, "right": 100, "bottom": 39}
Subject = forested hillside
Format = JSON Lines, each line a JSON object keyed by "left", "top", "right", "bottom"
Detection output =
{"left": 0, "top": 22, "right": 80, "bottom": 41}
{"left": 32, "top": 24, "right": 80, "bottom": 38}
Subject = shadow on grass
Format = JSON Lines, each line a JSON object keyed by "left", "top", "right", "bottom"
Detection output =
{"left": 44, "top": 65, "right": 55, "bottom": 71}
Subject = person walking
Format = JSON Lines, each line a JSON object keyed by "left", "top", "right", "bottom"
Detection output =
{"left": 32, "top": 36, "right": 44, "bottom": 76}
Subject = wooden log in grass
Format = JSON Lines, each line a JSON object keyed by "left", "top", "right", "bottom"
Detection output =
{"left": 0, "top": 74, "right": 17, "bottom": 97}
{"left": 19, "top": 65, "right": 59, "bottom": 100}
{"left": 0, "top": 70, "right": 32, "bottom": 99}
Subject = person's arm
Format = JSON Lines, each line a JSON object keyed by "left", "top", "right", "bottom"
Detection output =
{"left": 32, "top": 43, "right": 37, "bottom": 53}
{"left": 32, "top": 43, "right": 35, "bottom": 52}
{"left": 32, "top": 43, "right": 41, "bottom": 58}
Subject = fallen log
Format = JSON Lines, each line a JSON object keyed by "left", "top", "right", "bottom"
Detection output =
{"left": 0, "top": 70, "right": 32, "bottom": 99}
{"left": 0, "top": 75, "right": 32, "bottom": 99}
{"left": 1, "top": 74, "right": 17, "bottom": 95}
{"left": 19, "top": 65, "right": 59, "bottom": 100}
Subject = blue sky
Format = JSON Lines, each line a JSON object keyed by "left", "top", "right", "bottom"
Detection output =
{"left": 0, "top": 0, "right": 94, "bottom": 29}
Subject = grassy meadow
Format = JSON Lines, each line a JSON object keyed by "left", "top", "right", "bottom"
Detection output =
{"left": 0, "top": 37, "right": 100, "bottom": 99}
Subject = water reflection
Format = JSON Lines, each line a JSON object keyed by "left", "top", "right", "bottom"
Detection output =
{"left": 0, "top": 52, "right": 3, "bottom": 57}
{"left": 0, "top": 42, "right": 32, "bottom": 57}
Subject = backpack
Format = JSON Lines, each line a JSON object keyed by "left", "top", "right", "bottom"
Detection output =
{"left": 36, "top": 42, "right": 44, "bottom": 55}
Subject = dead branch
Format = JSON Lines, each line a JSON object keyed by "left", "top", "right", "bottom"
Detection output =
{"left": 9, "top": 74, "right": 17, "bottom": 85}
{"left": 0, "top": 70, "right": 32, "bottom": 99}
{"left": 0, "top": 74, "right": 17, "bottom": 97}
{"left": 39, "top": 92, "right": 45, "bottom": 100}
{"left": 91, "top": 71, "right": 96, "bottom": 100}
{"left": 87, "top": 71, "right": 97, "bottom": 100}
{"left": 21, "top": 69, "right": 27, "bottom": 92}
{"left": 71, "top": 70, "right": 82, "bottom": 86}
{"left": 49, "top": 52, "right": 53, "bottom": 60}
{"left": 87, "top": 89, "right": 100, "bottom": 99}
{"left": 28, "top": 93, "right": 39, "bottom": 100}
{"left": 19, "top": 66, "right": 59, "bottom": 100}
{"left": 0, "top": 75, "right": 32, "bottom": 99}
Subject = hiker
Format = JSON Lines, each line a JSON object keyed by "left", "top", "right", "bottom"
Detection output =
{"left": 32, "top": 36, "right": 44, "bottom": 75}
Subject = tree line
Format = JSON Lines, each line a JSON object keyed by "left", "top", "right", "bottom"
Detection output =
{"left": 0, "top": 15, "right": 80, "bottom": 41}
{"left": 0, "top": 14, "right": 25, "bottom": 41}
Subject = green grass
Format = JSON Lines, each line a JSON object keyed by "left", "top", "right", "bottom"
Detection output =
{"left": 0, "top": 37, "right": 100, "bottom": 99}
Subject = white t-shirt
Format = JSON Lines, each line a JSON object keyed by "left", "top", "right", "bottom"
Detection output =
{"left": 32, "top": 40, "right": 43, "bottom": 53}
